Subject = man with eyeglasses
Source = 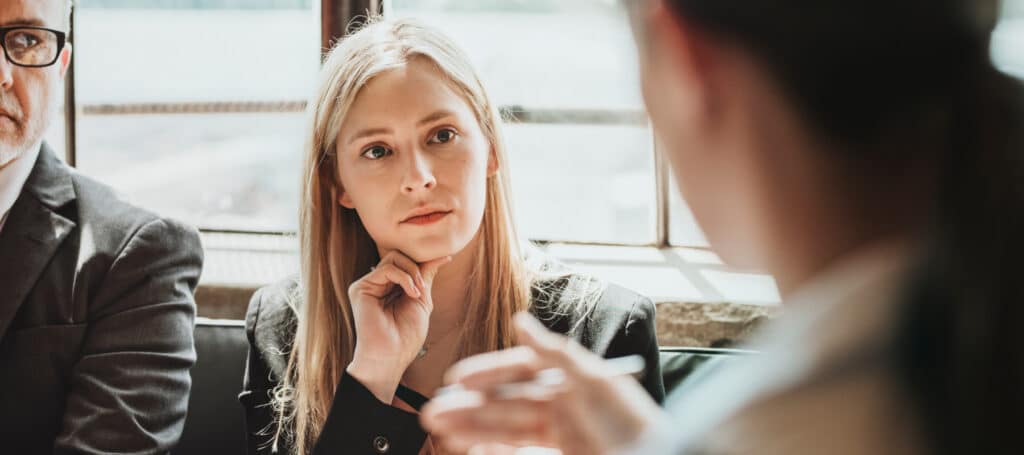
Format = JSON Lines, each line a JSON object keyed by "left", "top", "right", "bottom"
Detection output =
{"left": 0, "top": 1, "right": 202, "bottom": 453}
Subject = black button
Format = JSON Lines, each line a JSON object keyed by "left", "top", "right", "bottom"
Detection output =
{"left": 373, "top": 435, "right": 390, "bottom": 453}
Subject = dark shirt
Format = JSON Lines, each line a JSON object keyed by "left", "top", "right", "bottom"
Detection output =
{"left": 240, "top": 276, "right": 664, "bottom": 455}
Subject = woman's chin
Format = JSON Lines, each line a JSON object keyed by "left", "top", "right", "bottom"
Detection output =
{"left": 387, "top": 225, "right": 479, "bottom": 263}
{"left": 401, "top": 240, "right": 464, "bottom": 264}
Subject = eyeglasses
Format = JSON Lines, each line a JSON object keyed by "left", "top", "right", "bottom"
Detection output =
{"left": 0, "top": 26, "right": 67, "bottom": 68}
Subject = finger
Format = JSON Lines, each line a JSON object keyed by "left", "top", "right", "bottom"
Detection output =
{"left": 355, "top": 280, "right": 390, "bottom": 298}
{"left": 363, "top": 263, "right": 420, "bottom": 299}
{"left": 384, "top": 252, "right": 426, "bottom": 292}
{"left": 461, "top": 396, "right": 552, "bottom": 437}
{"left": 436, "top": 423, "right": 552, "bottom": 454}
{"left": 422, "top": 388, "right": 485, "bottom": 431}
{"left": 465, "top": 444, "right": 521, "bottom": 455}
{"left": 420, "top": 255, "right": 453, "bottom": 283}
{"left": 514, "top": 313, "right": 600, "bottom": 377}
{"left": 423, "top": 395, "right": 553, "bottom": 450}
{"left": 443, "top": 346, "right": 543, "bottom": 389}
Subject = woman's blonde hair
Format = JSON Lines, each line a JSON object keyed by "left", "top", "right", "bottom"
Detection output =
{"left": 270, "top": 16, "right": 602, "bottom": 454}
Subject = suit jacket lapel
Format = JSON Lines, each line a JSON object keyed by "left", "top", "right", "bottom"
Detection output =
{"left": 0, "top": 144, "right": 76, "bottom": 340}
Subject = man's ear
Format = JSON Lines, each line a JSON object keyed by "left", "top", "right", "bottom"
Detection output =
{"left": 59, "top": 44, "right": 72, "bottom": 78}
{"left": 644, "top": 1, "right": 721, "bottom": 121}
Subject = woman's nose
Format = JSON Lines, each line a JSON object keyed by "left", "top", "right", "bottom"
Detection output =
{"left": 401, "top": 151, "right": 437, "bottom": 194}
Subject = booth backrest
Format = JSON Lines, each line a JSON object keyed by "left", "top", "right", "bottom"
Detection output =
{"left": 176, "top": 319, "right": 748, "bottom": 454}
{"left": 176, "top": 318, "right": 249, "bottom": 455}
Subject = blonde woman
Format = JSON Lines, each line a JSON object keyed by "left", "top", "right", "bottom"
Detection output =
{"left": 238, "top": 17, "right": 664, "bottom": 455}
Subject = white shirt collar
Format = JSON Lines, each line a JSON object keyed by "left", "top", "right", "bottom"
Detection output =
{"left": 0, "top": 141, "right": 43, "bottom": 232}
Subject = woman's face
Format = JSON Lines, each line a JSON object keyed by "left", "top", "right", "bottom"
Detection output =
{"left": 335, "top": 57, "right": 496, "bottom": 263}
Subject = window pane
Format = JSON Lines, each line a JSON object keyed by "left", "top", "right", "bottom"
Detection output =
{"left": 668, "top": 173, "right": 710, "bottom": 248}
{"left": 994, "top": 0, "right": 1024, "bottom": 78}
{"left": 77, "top": 112, "right": 303, "bottom": 230}
{"left": 1005, "top": 0, "right": 1024, "bottom": 17}
{"left": 390, "top": 1, "right": 656, "bottom": 244}
{"left": 74, "top": 1, "right": 318, "bottom": 231}
{"left": 505, "top": 124, "right": 654, "bottom": 243}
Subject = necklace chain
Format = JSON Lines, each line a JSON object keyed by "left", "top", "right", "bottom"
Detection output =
{"left": 416, "top": 326, "right": 460, "bottom": 360}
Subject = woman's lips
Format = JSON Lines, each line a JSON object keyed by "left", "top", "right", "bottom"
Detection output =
{"left": 402, "top": 211, "right": 452, "bottom": 225}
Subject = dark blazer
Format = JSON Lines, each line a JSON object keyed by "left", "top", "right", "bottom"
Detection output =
{"left": 0, "top": 144, "right": 204, "bottom": 454}
{"left": 240, "top": 275, "right": 664, "bottom": 455}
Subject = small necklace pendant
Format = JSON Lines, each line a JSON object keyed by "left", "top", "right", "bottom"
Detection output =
{"left": 417, "top": 345, "right": 428, "bottom": 359}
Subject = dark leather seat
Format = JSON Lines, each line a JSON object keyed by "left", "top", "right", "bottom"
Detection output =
{"left": 658, "top": 347, "right": 752, "bottom": 393}
{"left": 175, "top": 319, "right": 744, "bottom": 454}
{"left": 176, "top": 318, "right": 249, "bottom": 454}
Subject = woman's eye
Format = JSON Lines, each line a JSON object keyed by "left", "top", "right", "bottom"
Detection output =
{"left": 428, "top": 128, "right": 457, "bottom": 144}
{"left": 361, "top": 145, "right": 392, "bottom": 160}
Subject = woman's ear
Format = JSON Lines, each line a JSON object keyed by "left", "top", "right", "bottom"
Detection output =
{"left": 337, "top": 187, "right": 356, "bottom": 209}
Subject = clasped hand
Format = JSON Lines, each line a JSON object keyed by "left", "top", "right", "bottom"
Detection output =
{"left": 346, "top": 250, "right": 451, "bottom": 403}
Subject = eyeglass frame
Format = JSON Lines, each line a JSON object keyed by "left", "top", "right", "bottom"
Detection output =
{"left": 0, "top": 26, "right": 67, "bottom": 68}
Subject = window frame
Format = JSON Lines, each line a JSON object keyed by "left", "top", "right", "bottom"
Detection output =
{"left": 60, "top": 0, "right": 680, "bottom": 248}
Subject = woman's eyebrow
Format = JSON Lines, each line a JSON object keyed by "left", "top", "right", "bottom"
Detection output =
{"left": 348, "top": 127, "right": 392, "bottom": 145}
{"left": 417, "top": 110, "right": 457, "bottom": 126}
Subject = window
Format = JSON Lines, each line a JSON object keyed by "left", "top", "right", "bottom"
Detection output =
{"left": 54, "top": 0, "right": 710, "bottom": 246}
{"left": 994, "top": 0, "right": 1024, "bottom": 79}
{"left": 60, "top": 1, "right": 1021, "bottom": 248}
{"left": 669, "top": 174, "right": 710, "bottom": 247}
{"left": 71, "top": 0, "right": 319, "bottom": 232}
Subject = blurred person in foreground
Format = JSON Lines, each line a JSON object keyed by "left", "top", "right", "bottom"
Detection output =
{"left": 0, "top": 0, "right": 202, "bottom": 452}
{"left": 422, "top": 0, "right": 1024, "bottom": 453}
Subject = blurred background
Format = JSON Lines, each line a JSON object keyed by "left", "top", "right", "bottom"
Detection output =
{"left": 43, "top": 0, "right": 1024, "bottom": 248}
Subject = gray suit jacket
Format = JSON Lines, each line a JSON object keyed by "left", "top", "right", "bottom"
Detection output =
{"left": 0, "top": 144, "right": 204, "bottom": 454}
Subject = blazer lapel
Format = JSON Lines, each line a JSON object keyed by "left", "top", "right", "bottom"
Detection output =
{"left": 0, "top": 144, "right": 76, "bottom": 340}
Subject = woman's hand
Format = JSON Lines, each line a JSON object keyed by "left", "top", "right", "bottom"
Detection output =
{"left": 420, "top": 313, "right": 667, "bottom": 455}
{"left": 346, "top": 250, "right": 451, "bottom": 403}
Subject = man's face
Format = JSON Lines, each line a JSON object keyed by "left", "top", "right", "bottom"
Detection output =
{"left": 0, "top": 0, "right": 70, "bottom": 166}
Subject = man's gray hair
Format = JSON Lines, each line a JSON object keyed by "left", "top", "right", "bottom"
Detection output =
{"left": 65, "top": 0, "right": 74, "bottom": 31}
{"left": 65, "top": 0, "right": 74, "bottom": 29}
